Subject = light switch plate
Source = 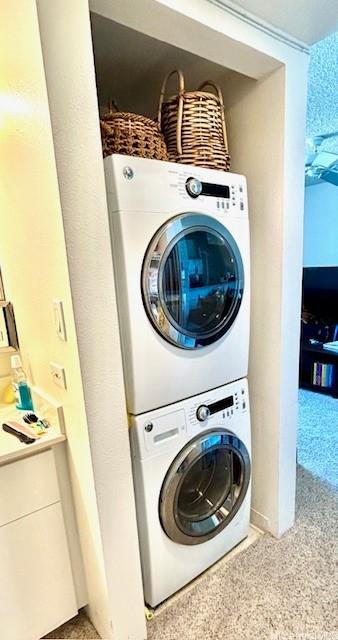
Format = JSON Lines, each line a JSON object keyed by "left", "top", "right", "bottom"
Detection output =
{"left": 53, "top": 299, "right": 67, "bottom": 341}
{"left": 50, "top": 362, "right": 67, "bottom": 390}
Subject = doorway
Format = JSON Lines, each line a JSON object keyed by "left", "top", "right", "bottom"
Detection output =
{"left": 298, "top": 31, "right": 338, "bottom": 488}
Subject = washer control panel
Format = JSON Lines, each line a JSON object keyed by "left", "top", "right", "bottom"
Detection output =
{"left": 131, "top": 379, "right": 249, "bottom": 460}
{"left": 187, "top": 381, "right": 248, "bottom": 431}
{"left": 196, "top": 404, "right": 211, "bottom": 422}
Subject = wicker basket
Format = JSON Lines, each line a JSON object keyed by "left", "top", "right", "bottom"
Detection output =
{"left": 158, "top": 70, "right": 230, "bottom": 171}
{"left": 100, "top": 103, "right": 168, "bottom": 161}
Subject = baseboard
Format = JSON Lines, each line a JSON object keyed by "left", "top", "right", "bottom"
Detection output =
{"left": 250, "top": 508, "right": 270, "bottom": 532}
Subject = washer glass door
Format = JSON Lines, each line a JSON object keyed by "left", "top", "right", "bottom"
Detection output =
{"left": 142, "top": 213, "right": 244, "bottom": 349}
{"left": 159, "top": 429, "right": 251, "bottom": 545}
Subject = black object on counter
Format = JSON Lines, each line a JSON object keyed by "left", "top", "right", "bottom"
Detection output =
{"left": 2, "top": 422, "right": 36, "bottom": 444}
{"left": 23, "top": 412, "right": 39, "bottom": 424}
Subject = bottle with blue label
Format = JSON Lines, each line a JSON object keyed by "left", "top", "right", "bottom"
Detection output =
{"left": 11, "top": 354, "right": 34, "bottom": 411}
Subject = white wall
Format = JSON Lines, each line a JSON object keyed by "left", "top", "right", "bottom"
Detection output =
{"left": 226, "top": 67, "right": 286, "bottom": 532}
{"left": 303, "top": 182, "right": 338, "bottom": 266}
{"left": 36, "top": 2, "right": 146, "bottom": 640}
{"left": 226, "top": 57, "right": 307, "bottom": 534}
{"left": 0, "top": 2, "right": 112, "bottom": 638}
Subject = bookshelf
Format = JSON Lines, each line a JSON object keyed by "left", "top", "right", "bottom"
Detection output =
{"left": 299, "top": 342, "right": 338, "bottom": 398}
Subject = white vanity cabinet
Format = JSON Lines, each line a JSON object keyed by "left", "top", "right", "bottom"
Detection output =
{"left": 0, "top": 449, "right": 79, "bottom": 640}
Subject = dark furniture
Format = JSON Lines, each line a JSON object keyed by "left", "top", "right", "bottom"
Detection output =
{"left": 300, "top": 267, "right": 338, "bottom": 397}
{"left": 300, "top": 342, "right": 338, "bottom": 397}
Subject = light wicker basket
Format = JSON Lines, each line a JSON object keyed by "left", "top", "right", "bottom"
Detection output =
{"left": 100, "top": 103, "right": 168, "bottom": 161}
{"left": 158, "top": 70, "right": 230, "bottom": 171}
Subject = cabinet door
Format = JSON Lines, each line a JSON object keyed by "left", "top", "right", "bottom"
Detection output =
{"left": 0, "top": 450, "right": 60, "bottom": 527}
{"left": 0, "top": 503, "right": 77, "bottom": 640}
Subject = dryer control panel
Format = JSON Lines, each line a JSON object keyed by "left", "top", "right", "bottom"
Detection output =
{"left": 180, "top": 173, "right": 246, "bottom": 215}
{"left": 184, "top": 176, "right": 245, "bottom": 213}
{"left": 104, "top": 155, "right": 248, "bottom": 218}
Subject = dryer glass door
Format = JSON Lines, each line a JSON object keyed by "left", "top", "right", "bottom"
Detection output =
{"left": 159, "top": 429, "right": 250, "bottom": 545}
{"left": 142, "top": 213, "right": 244, "bottom": 349}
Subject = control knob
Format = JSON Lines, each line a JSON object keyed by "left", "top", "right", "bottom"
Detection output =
{"left": 186, "top": 177, "right": 202, "bottom": 198}
{"left": 196, "top": 404, "right": 210, "bottom": 422}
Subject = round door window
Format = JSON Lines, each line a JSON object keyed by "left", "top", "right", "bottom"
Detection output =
{"left": 159, "top": 429, "right": 251, "bottom": 545}
{"left": 142, "top": 213, "right": 244, "bottom": 349}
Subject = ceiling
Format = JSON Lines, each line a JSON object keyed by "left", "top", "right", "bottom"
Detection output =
{"left": 219, "top": 0, "right": 338, "bottom": 45}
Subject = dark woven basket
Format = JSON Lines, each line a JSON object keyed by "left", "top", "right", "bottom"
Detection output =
{"left": 100, "top": 104, "right": 168, "bottom": 161}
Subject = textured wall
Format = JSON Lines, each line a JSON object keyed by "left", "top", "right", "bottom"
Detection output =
{"left": 304, "top": 32, "right": 338, "bottom": 269}
{"left": 304, "top": 182, "right": 338, "bottom": 266}
{"left": 307, "top": 31, "right": 338, "bottom": 152}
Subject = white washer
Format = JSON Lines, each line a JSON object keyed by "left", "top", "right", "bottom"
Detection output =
{"left": 104, "top": 155, "right": 250, "bottom": 415}
{"left": 130, "top": 378, "right": 251, "bottom": 607}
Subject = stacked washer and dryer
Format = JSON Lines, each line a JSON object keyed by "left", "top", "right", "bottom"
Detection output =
{"left": 104, "top": 155, "right": 251, "bottom": 607}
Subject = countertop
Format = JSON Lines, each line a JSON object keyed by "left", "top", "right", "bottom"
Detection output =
{"left": 0, "top": 403, "right": 66, "bottom": 466}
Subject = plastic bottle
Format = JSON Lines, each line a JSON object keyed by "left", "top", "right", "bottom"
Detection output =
{"left": 11, "top": 354, "right": 34, "bottom": 411}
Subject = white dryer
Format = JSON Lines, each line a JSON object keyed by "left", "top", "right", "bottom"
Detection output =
{"left": 130, "top": 378, "right": 251, "bottom": 607}
{"left": 104, "top": 155, "right": 250, "bottom": 415}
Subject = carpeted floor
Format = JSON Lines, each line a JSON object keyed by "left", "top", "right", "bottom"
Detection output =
{"left": 44, "top": 390, "right": 338, "bottom": 640}
{"left": 43, "top": 610, "right": 100, "bottom": 639}
{"left": 298, "top": 388, "right": 338, "bottom": 489}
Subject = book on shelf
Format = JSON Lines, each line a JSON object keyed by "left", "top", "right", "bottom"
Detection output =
{"left": 312, "top": 362, "right": 335, "bottom": 388}
{"left": 323, "top": 341, "right": 338, "bottom": 353}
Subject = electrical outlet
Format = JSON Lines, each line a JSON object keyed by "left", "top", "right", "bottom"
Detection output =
{"left": 53, "top": 299, "right": 67, "bottom": 341}
{"left": 50, "top": 362, "right": 67, "bottom": 390}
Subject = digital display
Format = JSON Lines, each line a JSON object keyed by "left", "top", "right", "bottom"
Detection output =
{"left": 209, "top": 395, "right": 234, "bottom": 415}
{"left": 201, "top": 182, "right": 230, "bottom": 199}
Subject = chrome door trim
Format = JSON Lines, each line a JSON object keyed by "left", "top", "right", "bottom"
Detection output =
{"left": 159, "top": 429, "right": 251, "bottom": 545}
{"left": 141, "top": 213, "right": 244, "bottom": 349}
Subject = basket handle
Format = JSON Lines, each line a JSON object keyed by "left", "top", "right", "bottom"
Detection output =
{"left": 157, "top": 69, "right": 185, "bottom": 156}
{"left": 197, "top": 81, "right": 228, "bottom": 151}
{"left": 107, "top": 99, "right": 119, "bottom": 113}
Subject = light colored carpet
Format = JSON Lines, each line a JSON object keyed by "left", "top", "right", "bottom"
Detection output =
{"left": 42, "top": 610, "right": 100, "bottom": 639}
{"left": 298, "top": 388, "right": 338, "bottom": 489}
{"left": 44, "top": 391, "right": 338, "bottom": 640}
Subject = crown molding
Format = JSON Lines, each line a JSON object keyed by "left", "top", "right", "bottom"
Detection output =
{"left": 208, "top": 0, "right": 310, "bottom": 54}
